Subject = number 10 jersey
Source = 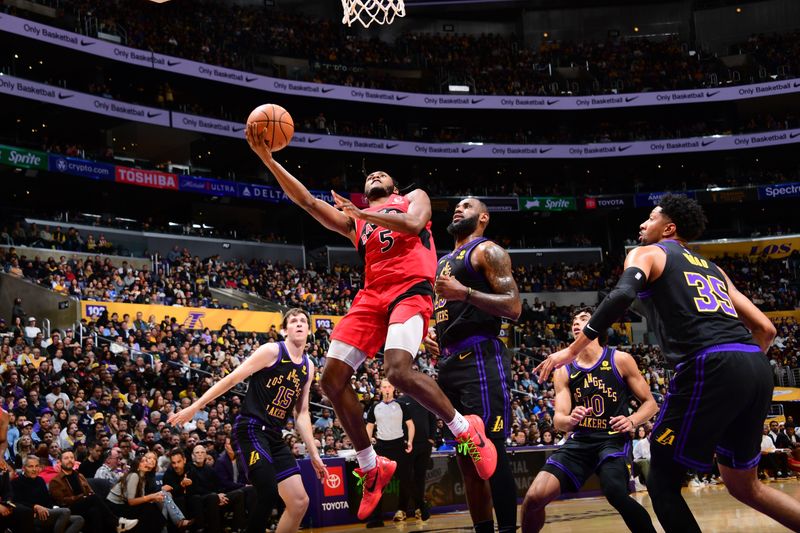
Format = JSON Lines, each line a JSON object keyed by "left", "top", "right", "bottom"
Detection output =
{"left": 634, "top": 239, "right": 754, "bottom": 366}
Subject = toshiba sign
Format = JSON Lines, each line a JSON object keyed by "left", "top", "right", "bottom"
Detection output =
{"left": 115, "top": 166, "right": 179, "bottom": 190}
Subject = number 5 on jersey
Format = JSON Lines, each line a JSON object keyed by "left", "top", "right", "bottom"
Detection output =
{"left": 378, "top": 229, "right": 394, "bottom": 252}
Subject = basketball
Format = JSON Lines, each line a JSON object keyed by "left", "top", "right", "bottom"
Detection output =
{"left": 247, "top": 104, "right": 294, "bottom": 152}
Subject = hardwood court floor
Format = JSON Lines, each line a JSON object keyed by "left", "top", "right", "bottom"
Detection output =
{"left": 310, "top": 479, "right": 800, "bottom": 532}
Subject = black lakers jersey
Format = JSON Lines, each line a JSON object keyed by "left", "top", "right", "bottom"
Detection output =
{"left": 242, "top": 341, "right": 310, "bottom": 431}
{"left": 634, "top": 240, "right": 754, "bottom": 366}
{"left": 567, "top": 347, "right": 631, "bottom": 439}
{"left": 434, "top": 237, "right": 502, "bottom": 348}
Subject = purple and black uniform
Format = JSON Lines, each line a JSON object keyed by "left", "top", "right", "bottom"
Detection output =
{"left": 541, "top": 346, "right": 634, "bottom": 492}
{"left": 434, "top": 237, "right": 511, "bottom": 440}
{"left": 635, "top": 239, "right": 771, "bottom": 471}
{"left": 234, "top": 341, "right": 310, "bottom": 483}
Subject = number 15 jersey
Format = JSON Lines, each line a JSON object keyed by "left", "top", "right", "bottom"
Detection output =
{"left": 634, "top": 239, "right": 754, "bottom": 366}
{"left": 355, "top": 193, "right": 436, "bottom": 290}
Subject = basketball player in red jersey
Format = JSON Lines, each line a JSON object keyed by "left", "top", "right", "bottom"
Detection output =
{"left": 246, "top": 124, "right": 496, "bottom": 522}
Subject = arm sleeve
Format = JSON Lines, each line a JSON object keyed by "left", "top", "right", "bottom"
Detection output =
{"left": 584, "top": 267, "right": 647, "bottom": 340}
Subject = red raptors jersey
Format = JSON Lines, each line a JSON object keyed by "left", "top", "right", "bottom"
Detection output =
{"left": 355, "top": 193, "right": 436, "bottom": 289}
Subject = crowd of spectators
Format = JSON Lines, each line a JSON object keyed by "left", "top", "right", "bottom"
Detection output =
{"left": 0, "top": 248, "right": 796, "bottom": 526}
{"left": 2, "top": 228, "right": 798, "bottom": 316}
{"left": 15, "top": 1, "right": 797, "bottom": 97}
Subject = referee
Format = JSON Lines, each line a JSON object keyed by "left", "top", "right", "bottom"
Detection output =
{"left": 365, "top": 379, "right": 415, "bottom": 527}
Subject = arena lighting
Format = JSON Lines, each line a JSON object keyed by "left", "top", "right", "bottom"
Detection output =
{"left": 448, "top": 84, "right": 470, "bottom": 93}
{"left": 148, "top": 0, "right": 171, "bottom": 3}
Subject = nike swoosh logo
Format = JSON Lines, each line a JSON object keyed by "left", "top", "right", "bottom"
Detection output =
{"left": 474, "top": 432, "right": 486, "bottom": 448}
{"left": 386, "top": 144, "right": 399, "bottom": 149}
{"left": 471, "top": 98, "right": 484, "bottom": 104}
{"left": 625, "top": 96, "right": 638, "bottom": 102}
{"left": 147, "top": 112, "right": 161, "bottom": 118}
{"left": 618, "top": 145, "right": 632, "bottom": 152}
{"left": 706, "top": 91, "right": 720, "bottom": 97}
{"left": 570, "top": 372, "right": 581, "bottom": 379}
{"left": 546, "top": 99, "right": 559, "bottom": 105}
{"left": 396, "top": 95, "right": 408, "bottom": 101}
{"left": 794, "top": 82, "right": 800, "bottom": 88}
{"left": 701, "top": 140, "right": 716, "bottom": 146}
{"left": 458, "top": 351, "right": 471, "bottom": 360}
{"left": 232, "top": 126, "right": 245, "bottom": 133}
{"left": 245, "top": 77, "right": 257, "bottom": 82}
{"left": 539, "top": 148, "right": 552, "bottom": 154}
{"left": 80, "top": 40, "right": 94, "bottom": 46}
{"left": 790, "top": 132, "right": 800, "bottom": 139}
{"left": 461, "top": 148, "right": 475, "bottom": 153}
{"left": 58, "top": 93, "right": 73, "bottom": 100}
{"left": 167, "top": 60, "right": 181, "bottom": 67}
{"left": 608, "top": 430, "right": 620, "bottom": 435}
{"left": 322, "top": 88, "right": 335, "bottom": 94}
{"left": 281, "top": 358, "right": 291, "bottom": 363}
{"left": 307, "top": 137, "right": 322, "bottom": 144}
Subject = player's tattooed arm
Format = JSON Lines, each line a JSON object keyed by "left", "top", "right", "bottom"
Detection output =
{"left": 475, "top": 242, "right": 522, "bottom": 320}
{"left": 438, "top": 241, "right": 521, "bottom": 319}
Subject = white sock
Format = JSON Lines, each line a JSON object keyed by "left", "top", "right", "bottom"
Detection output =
{"left": 356, "top": 445, "right": 377, "bottom": 471}
{"left": 446, "top": 411, "right": 469, "bottom": 436}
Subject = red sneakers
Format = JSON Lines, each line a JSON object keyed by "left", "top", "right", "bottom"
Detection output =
{"left": 354, "top": 456, "right": 397, "bottom": 520}
{"left": 456, "top": 414, "right": 497, "bottom": 480}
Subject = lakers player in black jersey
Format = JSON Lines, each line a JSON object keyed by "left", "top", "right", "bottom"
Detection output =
{"left": 522, "top": 308, "right": 657, "bottom": 532}
{"left": 168, "top": 309, "right": 327, "bottom": 533}
{"left": 536, "top": 194, "right": 800, "bottom": 532}
{"left": 424, "top": 197, "right": 521, "bottom": 533}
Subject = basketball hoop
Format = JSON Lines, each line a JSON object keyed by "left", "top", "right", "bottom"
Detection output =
{"left": 341, "top": 0, "right": 405, "bottom": 28}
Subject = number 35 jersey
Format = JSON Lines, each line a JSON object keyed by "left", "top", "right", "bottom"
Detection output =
{"left": 355, "top": 193, "right": 436, "bottom": 290}
{"left": 242, "top": 341, "right": 310, "bottom": 431}
{"left": 634, "top": 239, "right": 754, "bottom": 366}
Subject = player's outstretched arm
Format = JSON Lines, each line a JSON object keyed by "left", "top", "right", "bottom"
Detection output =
{"left": 294, "top": 360, "right": 328, "bottom": 481}
{"left": 167, "top": 342, "right": 279, "bottom": 427}
{"left": 536, "top": 246, "right": 660, "bottom": 383}
{"left": 332, "top": 188, "right": 431, "bottom": 236}
{"left": 718, "top": 268, "right": 777, "bottom": 352}
{"left": 609, "top": 351, "right": 658, "bottom": 432}
{"left": 246, "top": 124, "right": 355, "bottom": 242}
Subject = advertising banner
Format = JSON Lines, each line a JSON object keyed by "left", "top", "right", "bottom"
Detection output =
{"left": 6, "top": 73, "right": 800, "bottom": 160}
{"left": 81, "top": 301, "right": 283, "bottom": 333}
{"left": 4, "top": 13, "right": 800, "bottom": 111}
{"left": 695, "top": 187, "right": 759, "bottom": 204}
{"left": 758, "top": 182, "right": 800, "bottom": 201}
{"left": 0, "top": 144, "right": 48, "bottom": 170}
{"left": 115, "top": 166, "right": 179, "bottom": 190}
{"left": 300, "top": 457, "right": 351, "bottom": 528}
{"left": 178, "top": 175, "right": 239, "bottom": 197}
{"left": 519, "top": 196, "right": 577, "bottom": 211}
{"left": 48, "top": 155, "right": 114, "bottom": 180}
{"left": 686, "top": 234, "right": 800, "bottom": 260}
{"left": 584, "top": 196, "right": 629, "bottom": 209}
{"left": 81, "top": 301, "right": 343, "bottom": 334}
{"left": 0, "top": 75, "right": 169, "bottom": 127}
{"left": 633, "top": 191, "right": 697, "bottom": 208}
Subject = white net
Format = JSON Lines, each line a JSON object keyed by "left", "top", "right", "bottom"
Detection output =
{"left": 341, "top": 0, "right": 405, "bottom": 27}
